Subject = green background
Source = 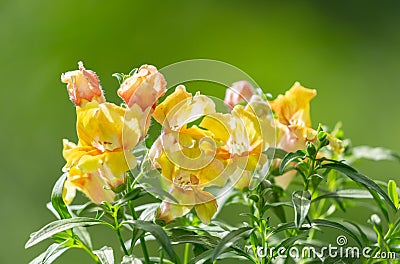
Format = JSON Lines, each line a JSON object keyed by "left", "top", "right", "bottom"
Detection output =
{"left": 1, "top": 0, "right": 399, "bottom": 263}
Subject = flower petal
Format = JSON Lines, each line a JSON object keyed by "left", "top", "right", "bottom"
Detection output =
{"left": 153, "top": 85, "right": 216, "bottom": 129}
{"left": 270, "top": 82, "right": 316, "bottom": 127}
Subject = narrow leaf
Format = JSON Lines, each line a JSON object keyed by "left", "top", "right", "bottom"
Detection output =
{"left": 25, "top": 217, "right": 108, "bottom": 248}
{"left": 369, "top": 190, "right": 389, "bottom": 222}
{"left": 321, "top": 162, "right": 397, "bottom": 210}
{"left": 312, "top": 219, "right": 362, "bottom": 247}
{"left": 264, "top": 147, "right": 288, "bottom": 159}
{"left": 388, "top": 180, "right": 399, "bottom": 209}
{"left": 269, "top": 222, "right": 297, "bottom": 238}
{"left": 292, "top": 190, "right": 311, "bottom": 228}
{"left": 29, "top": 243, "right": 69, "bottom": 264}
{"left": 51, "top": 173, "right": 71, "bottom": 219}
{"left": 122, "top": 220, "right": 177, "bottom": 263}
{"left": 93, "top": 246, "right": 114, "bottom": 264}
{"left": 211, "top": 227, "right": 253, "bottom": 261}
{"left": 279, "top": 150, "right": 306, "bottom": 174}
{"left": 313, "top": 189, "right": 373, "bottom": 202}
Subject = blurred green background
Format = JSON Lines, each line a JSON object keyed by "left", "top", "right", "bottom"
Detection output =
{"left": 1, "top": 0, "right": 399, "bottom": 263}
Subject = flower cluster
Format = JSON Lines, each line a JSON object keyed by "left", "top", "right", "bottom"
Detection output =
{"left": 27, "top": 61, "right": 399, "bottom": 264}
{"left": 60, "top": 62, "right": 343, "bottom": 224}
{"left": 61, "top": 62, "right": 166, "bottom": 204}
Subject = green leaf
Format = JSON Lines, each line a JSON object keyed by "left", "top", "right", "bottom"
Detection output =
{"left": 112, "top": 73, "right": 124, "bottom": 84}
{"left": 352, "top": 146, "right": 400, "bottom": 162}
{"left": 188, "top": 249, "right": 214, "bottom": 264}
{"left": 264, "top": 147, "right": 288, "bottom": 159}
{"left": 117, "top": 187, "right": 146, "bottom": 205}
{"left": 211, "top": 227, "right": 253, "bottom": 261}
{"left": 51, "top": 173, "right": 71, "bottom": 219}
{"left": 269, "top": 222, "right": 297, "bottom": 237}
{"left": 312, "top": 189, "right": 373, "bottom": 202}
{"left": 388, "top": 180, "right": 399, "bottom": 209}
{"left": 279, "top": 150, "right": 306, "bottom": 174}
{"left": 312, "top": 219, "right": 362, "bottom": 247}
{"left": 369, "top": 190, "right": 389, "bottom": 222}
{"left": 29, "top": 243, "right": 69, "bottom": 264}
{"left": 168, "top": 228, "right": 219, "bottom": 248}
{"left": 321, "top": 162, "right": 397, "bottom": 211}
{"left": 93, "top": 246, "right": 114, "bottom": 264}
{"left": 306, "top": 142, "right": 317, "bottom": 158}
{"left": 292, "top": 190, "right": 311, "bottom": 228}
{"left": 25, "top": 217, "right": 109, "bottom": 248}
{"left": 388, "top": 238, "right": 400, "bottom": 253}
{"left": 122, "top": 220, "right": 178, "bottom": 263}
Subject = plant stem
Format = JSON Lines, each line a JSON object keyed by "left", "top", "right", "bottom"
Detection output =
{"left": 131, "top": 171, "right": 144, "bottom": 188}
{"left": 113, "top": 207, "right": 129, "bottom": 256}
{"left": 183, "top": 243, "right": 190, "bottom": 264}
{"left": 79, "top": 240, "right": 100, "bottom": 263}
{"left": 160, "top": 250, "right": 164, "bottom": 264}
{"left": 140, "top": 236, "right": 151, "bottom": 264}
{"left": 128, "top": 197, "right": 150, "bottom": 263}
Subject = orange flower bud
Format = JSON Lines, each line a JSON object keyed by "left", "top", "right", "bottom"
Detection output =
{"left": 117, "top": 64, "right": 166, "bottom": 110}
{"left": 61, "top": 62, "right": 105, "bottom": 106}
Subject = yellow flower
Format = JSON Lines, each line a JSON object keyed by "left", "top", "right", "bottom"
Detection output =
{"left": 149, "top": 86, "right": 228, "bottom": 223}
{"left": 61, "top": 62, "right": 105, "bottom": 106}
{"left": 269, "top": 82, "right": 343, "bottom": 188}
{"left": 156, "top": 183, "right": 217, "bottom": 225}
{"left": 153, "top": 85, "right": 216, "bottom": 129}
{"left": 150, "top": 86, "right": 274, "bottom": 221}
{"left": 62, "top": 101, "right": 140, "bottom": 203}
{"left": 76, "top": 101, "right": 142, "bottom": 152}
{"left": 270, "top": 82, "right": 316, "bottom": 128}
{"left": 62, "top": 140, "right": 133, "bottom": 204}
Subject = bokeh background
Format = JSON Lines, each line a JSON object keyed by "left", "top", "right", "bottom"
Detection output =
{"left": 1, "top": 0, "right": 399, "bottom": 263}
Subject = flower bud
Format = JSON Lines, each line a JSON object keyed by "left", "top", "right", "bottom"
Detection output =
{"left": 224, "top": 81, "right": 255, "bottom": 109}
{"left": 117, "top": 64, "right": 166, "bottom": 110}
{"left": 61, "top": 61, "right": 105, "bottom": 106}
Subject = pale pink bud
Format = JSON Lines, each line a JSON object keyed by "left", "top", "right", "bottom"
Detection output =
{"left": 61, "top": 62, "right": 105, "bottom": 106}
{"left": 224, "top": 81, "right": 255, "bottom": 109}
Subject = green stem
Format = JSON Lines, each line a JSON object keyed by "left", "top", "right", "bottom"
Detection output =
{"left": 79, "top": 240, "right": 100, "bottom": 263}
{"left": 113, "top": 207, "right": 129, "bottom": 256}
{"left": 129, "top": 198, "right": 150, "bottom": 263}
{"left": 160, "top": 250, "right": 164, "bottom": 264}
{"left": 140, "top": 236, "right": 150, "bottom": 264}
{"left": 131, "top": 171, "right": 144, "bottom": 188}
{"left": 183, "top": 243, "right": 190, "bottom": 264}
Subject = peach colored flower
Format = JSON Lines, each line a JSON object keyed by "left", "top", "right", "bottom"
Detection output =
{"left": 61, "top": 61, "right": 105, "bottom": 106}
{"left": 117, "top": 64, "right": 166, "bottom": 110}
